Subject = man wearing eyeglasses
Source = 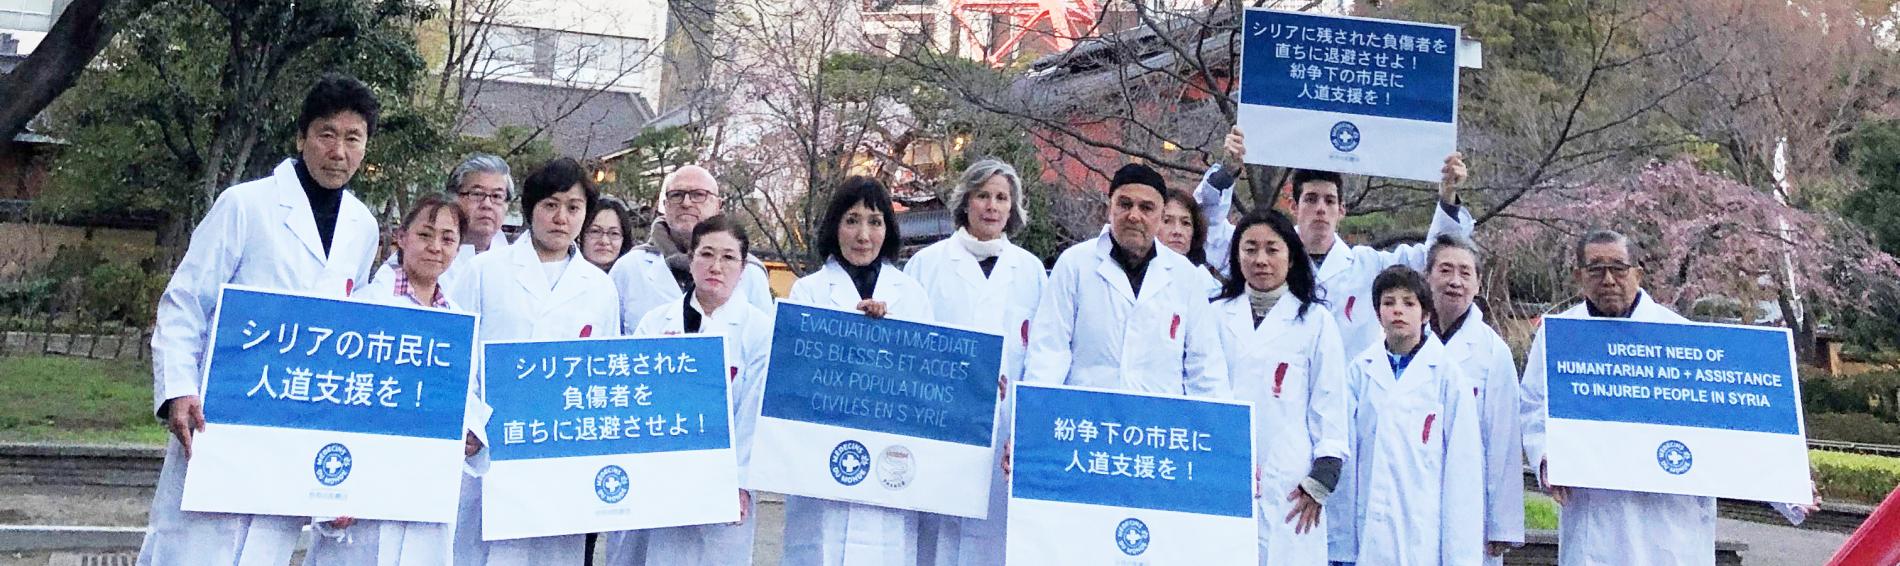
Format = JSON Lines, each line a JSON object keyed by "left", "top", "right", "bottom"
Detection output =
{"left": 370, "top": 154, "right": 515, "bottom": 288}
{"left": 609, "top": 164, "right": 775, "bottom": 335}
{"left": 1519, "top": 229, "right": 1816, "bottom": 566}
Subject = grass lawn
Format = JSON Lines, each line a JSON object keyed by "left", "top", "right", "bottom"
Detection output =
{"left": 1526, "top": 496, "right": 1559, "bottom": 530}
{"left": 0, "top": 355, "right": 167, "bottom": 445}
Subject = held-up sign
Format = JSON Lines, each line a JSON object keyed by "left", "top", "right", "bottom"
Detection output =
{"left": 747, "top": 301, "right": 1004, "bottom": 518}
{"left": 1542, "top": 317, "right": 1809, "bottom": 504}
{"left": 182, "top": 285, "right": 476, "bottom": 523}
{"left": 1007, "top": 383, "right": 1257, "bottom": 566}
{"left": 1238, "top": 9, "right": 1460, "bottom": 182}
{"left": 480, "top": 335, "right": 735, "bottom": 541}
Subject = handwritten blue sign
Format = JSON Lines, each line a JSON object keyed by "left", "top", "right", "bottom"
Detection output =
{"left": 1241, "top": 10, "right": 1458, "bottom": 124}
{"left": 483, "top": 335, "right": 730, "bottom": 461}
{"left": 1544, "top": 318, "right": 1800, "bottom": 435}
{"left": 1012, "top": 384, "right": 1253, "bottom": 518}
{"left": 202, "top": 286, "right": 475, "bottom": 441}
{"left": 761, "top": 302, "right": 1002, "bottom": 447}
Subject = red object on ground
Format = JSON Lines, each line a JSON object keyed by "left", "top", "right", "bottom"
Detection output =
{"left": 1828, "top": 488, "right": 1900, "bottom": 566}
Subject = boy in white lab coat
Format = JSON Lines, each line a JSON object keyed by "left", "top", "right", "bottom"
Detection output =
{"left": 1329, "top": 266, "right": 1484, "bottom": 566}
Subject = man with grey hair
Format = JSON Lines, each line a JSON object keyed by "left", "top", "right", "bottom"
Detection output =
{"left": 1422, "top": 233, "right": 1523, "bottom": 564}
{"left": 1520, "top": 229, "right": 1814, "bottom": 565}
{"left": 369, "top": 154, "right": 515, "bottom": 287}
{"left": 609, "top": 164, "right": 774, "bottom": 335}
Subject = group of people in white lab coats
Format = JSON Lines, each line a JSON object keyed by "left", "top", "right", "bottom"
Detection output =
{"left": 140, "top": 74, "right": 1811, "bottom": 566}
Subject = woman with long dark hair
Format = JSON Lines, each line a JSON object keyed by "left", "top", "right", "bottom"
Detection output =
{"left": 1209, "top": 210, "right": 1347, "bottom": 566}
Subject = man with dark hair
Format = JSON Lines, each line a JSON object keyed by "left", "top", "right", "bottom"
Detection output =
{"left": 1196, "top": 126, "right": 1474, "bottom": 359}
{"left": 1024, "top": 163, "right": 1228, "bottom": 397}
{"left": 140, "top": 74, "right": 383, "bottom": 565}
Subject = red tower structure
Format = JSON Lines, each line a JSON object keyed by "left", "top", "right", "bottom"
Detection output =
{"left": 949, "top": 0, "right": 1102, "bottom": 66}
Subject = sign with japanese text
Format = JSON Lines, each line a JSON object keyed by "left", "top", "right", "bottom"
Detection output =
{"left": 1006, "top": 383, "right": 1256, "bottom": 566}
{"left": 1543, "top": 317, "right": 1810, "bottom": 503}
{"left": 1238, "top": 9, "right": 1460, "bottom": 182}
{"left": 181, "top": 285, "right": 477, "bottom": 523}
{"left": 479, "top": 334, "right": 737, "bottom": 540}
{"left": 747, "top": 301, "right": 1004, "bottom": 518}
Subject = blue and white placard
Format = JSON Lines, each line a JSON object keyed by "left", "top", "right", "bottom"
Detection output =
{"left": 1543, "top": 317, "right": 1809, "bottom": 503}
{"left": 181, "top": 285, "right": 476, "bottom": 523}
{"left": 1007, "top": 383, "right": 1257, "bottom": 566}
{"left": 747, "top": 301, "right": 1004, "bottom": 518}
{"left": 480, "top": 335, "right": 735, "bottom": 540}
{"left": 1238, "top": 9, "right": 1460, "bottom": 182}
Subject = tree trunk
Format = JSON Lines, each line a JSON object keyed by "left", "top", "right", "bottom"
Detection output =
{"left": 0, "top": 0, "right": 147, "bottom": 158}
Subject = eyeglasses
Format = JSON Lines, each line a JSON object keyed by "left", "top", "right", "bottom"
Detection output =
{"left": 584, "top": 227, "right": 624, "bottom": 241}
{"left": 664, "top": 190, "right": 716, "bottom": 204}
{"left": 457, "top": 189, "right": 509, "bottom": 205}
{"left": 1582, "top": 262, "right": 1635, "bottom": 279}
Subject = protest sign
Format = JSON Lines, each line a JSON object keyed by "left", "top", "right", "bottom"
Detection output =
{"left": 481, "top": 335, "right": 735, "bottom": 540}
{"left": 747, "top": 301, "right": 1004, "bottom": 518}
{"left": 182, "top": 285, "right": 476, "bottom": 523}
{"left": 1238, "top": 9, "right": 1460, "bottom": 182}
{"left": 1543, "top": 317, "right": 1809, "bottom": 503}
{"left": 1007, "top": 383, "right": 1256, "bottom": 566}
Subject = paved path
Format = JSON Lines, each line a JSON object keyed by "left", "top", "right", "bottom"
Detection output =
{"left": 1721, "top": 517, "right": 1846, "bottom": 566}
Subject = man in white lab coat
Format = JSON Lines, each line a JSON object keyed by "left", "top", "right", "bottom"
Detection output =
{"left": 1024, "top": 163, "right": 1229, "bottom": 397}
{"left": 1423, "top": 234, "right": 1524, "bottom": 564}
{"left": 1194, "top": 127, "right": 1474, "bottom": 357}
{"left": 609, "top": 165, "right": 775, "bottom": 333}
{"left": 139, "top": 75, "right": 384, "bottom": 566}
{"left": 1521, "top": 229, "right": 1816, "bottom": 566}
{"left": 369, "top": 153, "right": 515, "bottom": 288}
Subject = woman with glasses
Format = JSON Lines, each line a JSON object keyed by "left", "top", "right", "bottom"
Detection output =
{"left": 583, "top": 195, "right": 635, "bottom": 272}
{"left": 781, "top": 177, "right": 934, "bottom": 566}
{"left": 602, "top": 215, "right": 771, "bottom": 566}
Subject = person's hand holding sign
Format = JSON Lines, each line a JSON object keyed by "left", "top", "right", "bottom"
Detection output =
{"left": 165, "top": 395, "right": 206, "bottom": 458}
{"left": 855, "top": 299, "right": 889, "bottom": 319}
{"left": 1222, "top": 126, "right": 1247, "bottom": 171}
{"left": 1438, "top": 152, "right": 1466, "bottom": 205}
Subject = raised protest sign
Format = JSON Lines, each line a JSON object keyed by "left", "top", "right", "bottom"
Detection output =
{"left": 182, "top": 285, "right": 476, "bottom": 523}
{"left": 481, "top": 335, "right": 735, "bottom": 540}
{"left": 1238, "top": 9, "right": 1460, "bottom": 182}
{"left": 747, "top": 301, "right": 1003, "bottom": 518}
{"left": 1007, "top": 383, "right": 1256, "bottom": 566}
{"left": 1542, "top": 317, "right": 1810, "bottom": 503}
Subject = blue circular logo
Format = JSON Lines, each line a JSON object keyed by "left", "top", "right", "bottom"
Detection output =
{"left": 1657, "top": 440, "right": 1693, "bottom": 475}
{"left": 313, "top": 443, "right": 352, "bottom": 487}
{"left": 595, "top": 465, "right": 630, "bottom": 503}
{"left": 829, "top": 440, "right": 870, "bottom": 486}
{"left": 1115, "top": 517, "right": 1150, "bottom": 556}
{"left": 1330, "top": 121, "right": 1361, "bottom": 152}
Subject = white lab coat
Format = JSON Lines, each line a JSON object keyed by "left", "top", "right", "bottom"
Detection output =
{"left": 139, "top": 159, "right": 378, "bottom": 566}
{"left": 366, "top": 230, "right": 505, "bottom": 292}
{"left": 1435, "top": 305, "right": 1526, "bottom": 564}
{"left": 1190, "top": 169, "right": 1474, "bottom": 357}
{"left": 902, "top": 237, "right": 1046, "bottom": 566}
{"left": 447, "top": 237, "right": 622, "bottom": 566}
{"left": 780, "top": 258, "right": 933, "bottom": 566}
{"left": 600, "top": 294, "right": 773, "bottom": 566}
{"left": 300, "top": 276, "right": 495, "bottom": 566}
{"left": 1024, "top": 232, "right": 1230, "bottom": 397}
{"left": 609, "top": 248, "right": 776, "bottom": 334}
{"left": 1521, "top": 292, "right": 1716, "bottom": 566}
{"left": 1330, "top": 338, "right": 1485, "bottom": 566}
{"left": 1212, "top": 293, "right": 1348, "bottom": 566}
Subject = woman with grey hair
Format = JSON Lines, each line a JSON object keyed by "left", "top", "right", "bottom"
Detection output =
{"left": 903, "top": 158, "right": 1048, "bottom": 566}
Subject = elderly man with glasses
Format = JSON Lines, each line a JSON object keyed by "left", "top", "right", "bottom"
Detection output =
{"left": 609, "top": 164, "right": 776, "bottom": 335}
{"left": 370, "top": 154, "right": 516, "bottom": 288}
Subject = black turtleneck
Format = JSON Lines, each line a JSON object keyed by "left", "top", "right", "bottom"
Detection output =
{"left": 839, "top": 258, "right": 881, "bottom": 300}
{"left": 681, "top": 292, "right": 704, "bottom": 334}
{"left": 294, "top": 160, "right": 346, "bottom": 255}
{"left": 1435, "top": 307, "right": 1473, "bottom": 344}
{"left": 1585, "top": 293, "right": 1642, "bottom": 318}
{"left": 978, "top": 256, "right": 1000, "bottom": 278}
{"left": 1108, "top": 238, "right": 1157, "bottom": 297}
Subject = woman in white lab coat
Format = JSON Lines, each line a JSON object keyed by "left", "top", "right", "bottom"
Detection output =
{"left": 1328, "top": 266, "right": 1484, "bottom": 566}
{"left": 449, "top": 157, "right": 622, "bottom": 566}
{"left": 903, "top": 159, "right": 1046, "bottom": 566}
{"left": 782, "top": 177, "right": 935, "bottom": 566}
{"left": 140, "top": 77, "right": 383, "bottom": 566}
{"left": 1157, "top": 188, "right": 1225, "bottom": 299}
{"left": 602, "top": 215, "right": 771, "bottom": 566}
{"left": 306, "top": 195, "right": 490, "bottom": 565}
{"left": 1209, "top": 211, "right": 1347, "bottom": 566}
